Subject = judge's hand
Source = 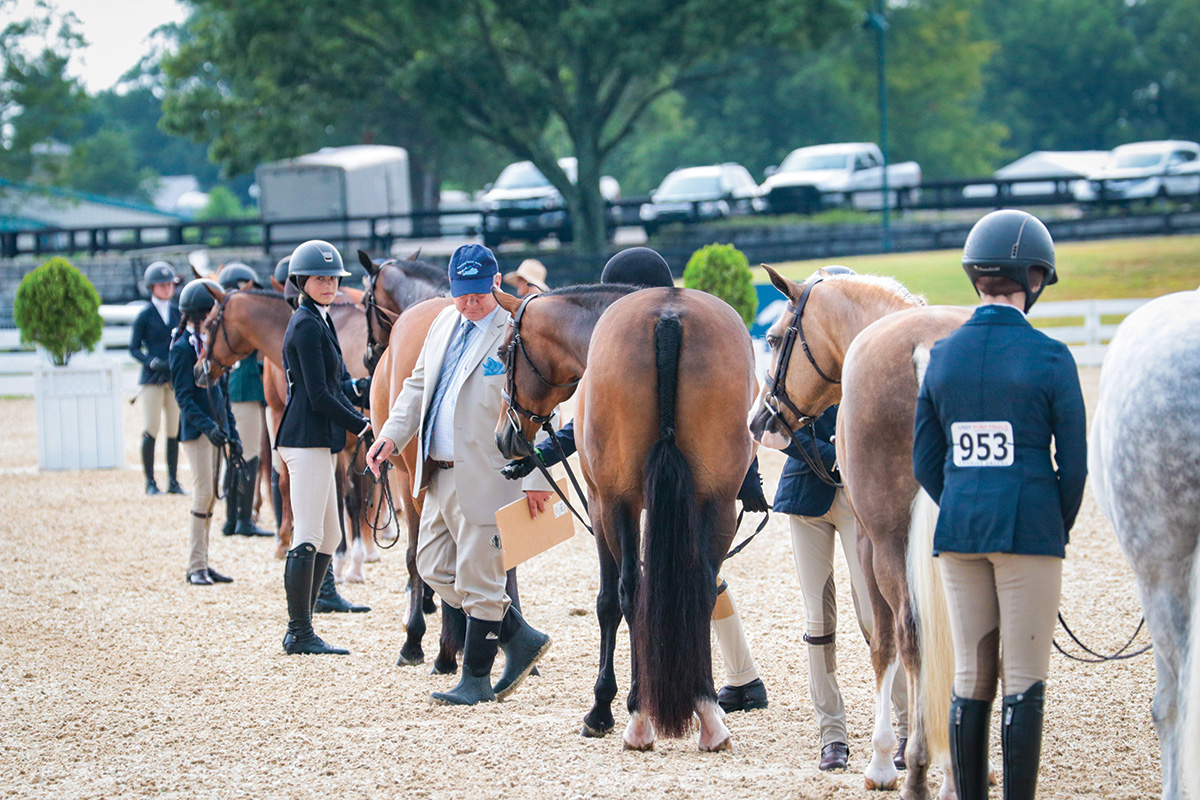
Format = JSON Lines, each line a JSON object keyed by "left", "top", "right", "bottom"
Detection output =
{"left": 366, "top": 436, "right": 395, "bottom": 478}
{"left": 525, "top": 490, "right": 553, "bottom": 519}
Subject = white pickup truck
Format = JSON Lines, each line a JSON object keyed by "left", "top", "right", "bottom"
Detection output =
{"left": 759, "top": 142, "right": 921, "bottom": 213}
{"left": 1077, "top": 140, "right": 1200, "bottom": 202}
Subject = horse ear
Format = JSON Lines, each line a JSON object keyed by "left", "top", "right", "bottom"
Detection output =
{"left": 406, "top": 248, "right": 422, "bottom": 262}
{"left": 358, "top": 250, "right": 378, "bottom": 276}
{"left": 493, "top": 288, "right": 521, "bottom": 314}
{"left": 763, "top": 264, "right": 801, "bottom": 302}
{"left": 204, "top": 283, "right": 226, "bottom": 303}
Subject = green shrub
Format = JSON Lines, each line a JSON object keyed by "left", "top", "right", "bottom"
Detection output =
{"left": 682, "top": 243, "right": 757, "bottom": 328}
{"left": 13, "top": 257, "right": 103, "bottom": 366}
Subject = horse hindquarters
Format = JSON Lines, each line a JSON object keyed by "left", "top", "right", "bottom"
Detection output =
{"left": 633, "top": 315, "right": 719, "bottom": 741}
{"left": 1185, "top": 551, "right": 1200, "bottom": 800}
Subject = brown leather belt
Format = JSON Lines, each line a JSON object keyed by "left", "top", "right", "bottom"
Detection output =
{"left": 428, "top": 459, "right": 454, "bottom": 471}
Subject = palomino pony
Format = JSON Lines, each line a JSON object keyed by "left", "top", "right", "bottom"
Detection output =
{"left": 1089, "top": 291, "right": 1200, "bottom": 800}
{"left": 493, "top": 286, "right": 756, "bottom": 751}
{"left": 196, "top": 287, "right": 384, "bottom": 581}
{"left": 748, "top": 267, "right": 971, "bottom": 799}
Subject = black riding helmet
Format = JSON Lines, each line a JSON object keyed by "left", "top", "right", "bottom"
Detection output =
{"left": 273, "top": 256, "right": 291, "bottom": 287}
{"left": 962, "top": 209, "right": 1057, "bottom": 312}
{"left": 179, "top": 278, "right": 220, "bottom": 318}
{"left": 288, "top": 240, "right": 350, "bottom": 304}
{"left": 216, "top": 262, "right": 260, "bottom": 291}
{"left": 600, "top": 247, "right": 674, "bottom": 288}
{"left": 144, "top": 261, "right": 179, "bottom": 287}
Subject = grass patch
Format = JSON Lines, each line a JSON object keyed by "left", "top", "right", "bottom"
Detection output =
{"left": 754, "top": 234, "right": 1200, "bottom": 305}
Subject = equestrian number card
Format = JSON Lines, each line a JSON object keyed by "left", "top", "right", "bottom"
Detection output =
{"left": 495, "top": 477, "right": 576, "bottom": 570}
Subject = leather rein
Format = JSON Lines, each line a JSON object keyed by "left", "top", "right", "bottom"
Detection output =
{"left": 502, "top": 293, "right": 593, "bottom": 534}
{"left": 762, "top": 278, "right": 843, "bottom": 488}
{"left": 363, "top": 272, "right": 400, "bottom": 369}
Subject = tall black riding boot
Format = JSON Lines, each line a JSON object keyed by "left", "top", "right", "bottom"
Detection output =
{"left": 432, "top": 616, "right": 501, "bottom": 706}
{"left": 271, "top": 467, "right": 283, "bottom": 530}
{"left": 222, "top": 461, "right": 240, "bottom": 536}
{"left": 282, "top": 544, "right": 349, "bottom": 655}
{"left": 950, "top": 694, "right": 993, "bottom": 800}
{"left": 165, "top": 438, "right": 187, "bottom": 495}
{"left": 142, "top": 433, "right": 160, "bottom": 495}
{"left": 1001, "top": 682, "right": 1045, "bottom": 800}
{"left": 313, "top": 559, "right": 370, "bottom": 614}
{"left": 492, "top": 606, "right": 551, "bottom": 700}
{"left": 236, "top": 457, "right": 273, "bottom": 536}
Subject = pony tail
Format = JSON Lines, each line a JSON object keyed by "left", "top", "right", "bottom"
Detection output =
{"left": 635, "top": 313, "right": 714, "bottom": 738}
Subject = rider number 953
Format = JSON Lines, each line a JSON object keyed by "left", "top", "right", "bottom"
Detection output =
{"left": 951, "top": 421, "right": 1014, "bottom": 468}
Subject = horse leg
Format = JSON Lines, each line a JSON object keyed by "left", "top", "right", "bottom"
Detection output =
{"left": 861, "top": 535, "right": 904, "bottom": 793}
{"left": 275, "top": 459, "right": 294, "bottom": 560}
{"left": 696, "top": 502, "right": 733, "bottom": 753}
{"left": 344, "top": 468, "right": 368, "bottom": 584}
{"left": 897, "top": 589, "right": 934, "bottom": 800}
{"left": 1139, "top": 573, "right": 1191, "bottom": 799}
{"left": 582, "top": 500, "right": 624, "bottom": 738}
{"left": 395, "top": 469, "right": 428, "bottom": 666}
{"left": 618, "top": 505, "right": 655, "bottom": 751}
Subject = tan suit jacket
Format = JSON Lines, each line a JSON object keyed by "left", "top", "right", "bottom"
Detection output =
{"left": 379, "top": 304, "right": 552, "bottom": 525}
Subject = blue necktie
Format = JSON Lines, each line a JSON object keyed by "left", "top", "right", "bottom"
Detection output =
{"left": 424, "top": 319, "right": 475, "bottom": 455}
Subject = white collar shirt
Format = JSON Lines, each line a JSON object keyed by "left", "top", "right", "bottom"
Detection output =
{"left": 151, "top": 296, "right": 171, "bottom": 325}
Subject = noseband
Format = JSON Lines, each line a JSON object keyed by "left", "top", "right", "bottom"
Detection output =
{"left": 503, "top": 293, "right": 581, "bottom": 430}
{"left": 763, "top": 278, "right": 843, "bottom": 487}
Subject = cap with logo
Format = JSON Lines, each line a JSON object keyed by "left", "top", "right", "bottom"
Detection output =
{"left": 447, "top": 243, "right": 499, "bottom": 297}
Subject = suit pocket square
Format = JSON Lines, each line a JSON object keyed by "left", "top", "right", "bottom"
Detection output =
{"left": 483, "top": 357, "right": 505, "bottom": 377}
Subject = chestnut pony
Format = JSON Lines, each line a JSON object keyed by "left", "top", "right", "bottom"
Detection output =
{"left": 493, "top": 285, "right": 755, "bottom": 752}
{"left": 749, "top": 266, "right": 972, "bottom": 799}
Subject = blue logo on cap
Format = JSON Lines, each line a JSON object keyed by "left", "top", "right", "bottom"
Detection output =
{"left": 458, "top": 261, "right": 481, "bottom": 277}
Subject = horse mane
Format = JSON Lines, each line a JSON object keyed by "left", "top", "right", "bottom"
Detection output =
{"left": 543, "top": 283, "right": 640, "bottom": 312}
{"left": 234, "top": 288, "right": 286, "bottom": 300}
{"left": 822, "top": 272, "right": 926, "bottom": 308}
{"left": 387, "top": 258, "right": 450, "bottom": 288}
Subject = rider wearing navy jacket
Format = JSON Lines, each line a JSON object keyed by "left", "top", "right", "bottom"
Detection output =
{"left": 913, "top": 209, "right": 1087, "bottom": 800}
{"left": 170, "top": 278, "right": 239, "bottom": 586}
{"left": 500, "top": 247, "right": 771, "bottom": 713}
{"left": 131, "top": 262, "right": 185, "bottom": 495}
{"left": 775, "top": 399, "right": 908, "bottom": 772}
{"left": 275, "top": 240, "right": 371, "bottom": 656}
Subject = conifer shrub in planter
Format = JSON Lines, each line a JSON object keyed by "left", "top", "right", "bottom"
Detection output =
{"left": 682, "top": 243, "right": 757, "bottom": 328}
{"left": 14, "top": 258, "right": 124, "bottom": 469}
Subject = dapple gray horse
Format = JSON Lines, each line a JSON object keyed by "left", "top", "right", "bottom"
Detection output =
{"left": 1089, "top": 290, "right": 1200, "bottom": 800}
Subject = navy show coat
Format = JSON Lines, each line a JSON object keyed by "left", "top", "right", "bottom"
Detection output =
{"left": 912, "top": 304, "right": 1087, "bottom": 558}
{"left": 773, "top": 405, "right": 840, "bottom": 518}
{"left": 170, "top": 330, "right": 236, "bottom": 444}
{"left": 130, "top": 301, "right": 181, "bottom": 385}
{"left": 275, "top": 297, "right": 368, "bottom": 453}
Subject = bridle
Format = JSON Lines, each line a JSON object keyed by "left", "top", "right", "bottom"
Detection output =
{"left": 761, "top": 278, "right": 843, "bottom": 487}
{"left": 501, "top": 292, "right": 592, "bottom": 532}
{"left": 363, "top": 269, "right": 399, "bottom": 370}
{"left": 195, "top": 291, "right": 252, "bottom": 386}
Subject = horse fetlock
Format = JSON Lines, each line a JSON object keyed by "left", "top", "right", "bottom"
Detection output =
{"left": 695, "top": 701, "right": 733, "bottom": 753}
{"left": 622, "top": 712, "right": 656, "bottom": 751}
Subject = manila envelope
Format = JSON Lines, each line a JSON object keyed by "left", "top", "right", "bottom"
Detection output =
{"left": 495, "top": 477, "right": 577, "bottom": 570}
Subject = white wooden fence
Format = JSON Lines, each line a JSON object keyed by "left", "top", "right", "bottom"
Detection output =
{"left": 0, "top": 297, "right": 1153, "bottom": 397}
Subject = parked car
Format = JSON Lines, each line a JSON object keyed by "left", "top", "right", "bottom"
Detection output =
{"left": 480, "top": 157, "right": 620, "bottom": 247}
{"left": 638, "top": 163, "right": 764, "bottom": 236}
{"left": 1079, "top": 140, "right": 1200, "bottom": 202}
{"left": 759, "top": 142, "right": 920, "bottom": 213}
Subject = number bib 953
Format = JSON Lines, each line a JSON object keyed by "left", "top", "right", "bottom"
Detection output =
{"left": 951, "top": 421, "right": 1014, "bottom": 467}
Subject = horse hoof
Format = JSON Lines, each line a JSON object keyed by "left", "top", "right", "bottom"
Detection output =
{"left": 989, "top": 769, "right": 998, "bottom": 787}
{"left": 345, "top": 571, "right": 366, "bottom": 584}
{"left": 580, "top": 722, "right": 610, "bottom": 739}
{"left": 700, "top": 736, "right": 733, "bottom": 753}
{"left": 396, "top": 651, "right": 425, "bottom": 667}
{"left": 865, "top": 777, "right": 899, "bottom": 792}
{"left": 364, "top": 551, "right": 381, "bottom": 563}
{"left": 622, "top": 740, "right": 654, "bottom": 752}
{"left": 431, "top": 660, "right": 458, "bottom": 676}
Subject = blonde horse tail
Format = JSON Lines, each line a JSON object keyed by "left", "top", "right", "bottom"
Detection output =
{"left": 1184, "top": 548, "right": 1200, "bottom": 799}
{"left": 907, "top": 343, "right": 953, "bottom": 762}
{"left": 907, "top": 487, "right": 953, "bottom": 762}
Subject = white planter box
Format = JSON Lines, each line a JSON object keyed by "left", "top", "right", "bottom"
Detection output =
{"left": 33, "top": 357, "right": 126, "bottom": 470}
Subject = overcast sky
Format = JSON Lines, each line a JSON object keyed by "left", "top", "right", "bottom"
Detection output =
{"left": 14, "top": 0, "right": 188, "bottom": 92}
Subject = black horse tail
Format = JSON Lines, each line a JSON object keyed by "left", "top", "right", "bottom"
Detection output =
{"left": 635, "top": 313, "right": 715, "bottom": 738}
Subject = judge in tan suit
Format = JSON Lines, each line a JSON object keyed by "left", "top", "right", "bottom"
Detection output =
{"left": 367, "top": 244, "right": 554, "bottom": 706}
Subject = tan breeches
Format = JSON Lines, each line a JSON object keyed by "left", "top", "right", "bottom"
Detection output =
{"left": 940, "top": 551, "right": 1063, "bottom": 699}
{"left": 417, "top": 468, "right": 509, "bottom": 622}
{"left": 141, "top": 384, "right": 180, "bottom": 439}
{"left": 790, "top": 489, "right": 909, "bottom": 744}
{"left": 230, "top": 402, "right": 263, "bottom": 458}
{"left": 278, "top": 447, "right": 341, "bottom": 555}
{"left": 182, "top": 439, "right": 218, "bottom": 573}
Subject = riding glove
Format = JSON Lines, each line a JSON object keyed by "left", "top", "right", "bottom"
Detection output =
{"left": 737, "top": 456, "right": 770, "bottom": 513}
{"left": 149, "top": 357, "right": 170, "bottom": 376}
{"left": 206, "top": 427, "right": 228, "bottom": 449}
{"left": 501, "top": 457, "right": 537, "bottom": 481}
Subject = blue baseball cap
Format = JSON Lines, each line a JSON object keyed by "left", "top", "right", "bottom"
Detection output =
{"left": 447, "top": 244, "right": 499, "bottom": 297}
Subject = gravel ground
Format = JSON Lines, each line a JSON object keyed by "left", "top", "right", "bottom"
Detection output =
{"left": 0, "top": 366, "right": 1162, "bottom": 799}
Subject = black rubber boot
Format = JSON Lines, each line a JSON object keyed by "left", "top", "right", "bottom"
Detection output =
{"left": 222, "top": 461, "right": 239, "bottom": 536}
{"left": 165, "top": 438, "right": 187, "bottom": 495}
{"left": 492, "top": 605, "right": 551, "bottom": 700}
{"left": 236, "top": 457, "right": 273, "bottom": 536}
{"left": 282, "top": 544, "right": 349, "bottom": 655}
{"left": 717, "top": 678, "right": 769, "bottom": 712}
{"left": 313, "top": 561, "right": 370, "bottom": 613}
{"left": 1001, "top": 682, "right": 1045, "bottom": 800}
{"left": 432, "top": 616, "right": 501, "bottom": 705}
{"left": 950, "top": 694, "right": 993, "bottom": 800}
{"left": 270, "top": 467, "right": 283, "bottom": 530}
{"left": 142, "top": 433, "right": 160, "bottom": 495}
